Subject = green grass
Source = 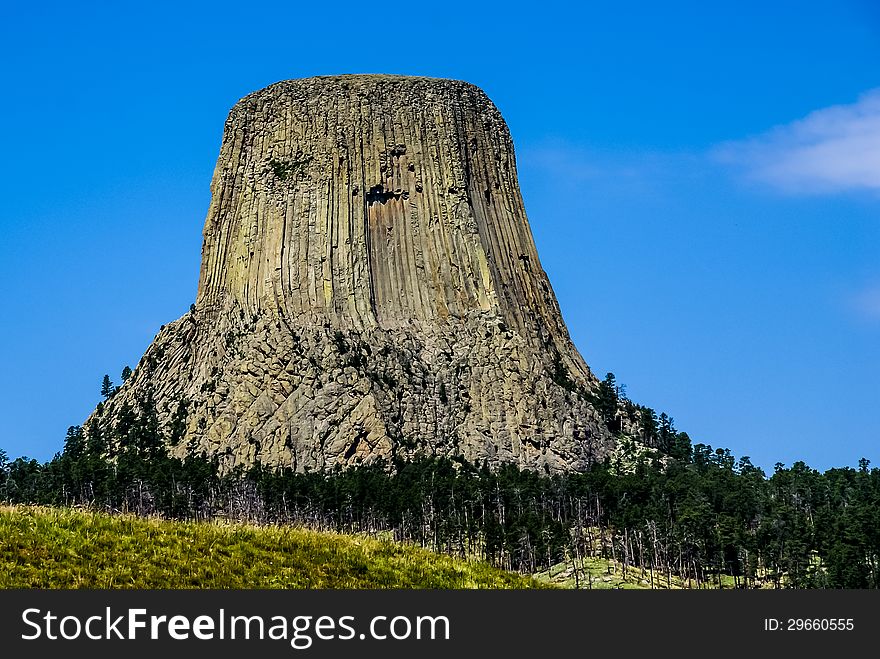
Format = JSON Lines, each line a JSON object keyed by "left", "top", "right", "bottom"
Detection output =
{"left": 534, "top": 556, "right": 768, "bottom": 589}
{"left": 534, "top": 558, "right": 655, "bottom": 589}
{"left": 0, "top": 506, "right": 546, "bottom": 589}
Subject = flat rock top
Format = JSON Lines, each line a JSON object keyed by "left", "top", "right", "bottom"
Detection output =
{"left": 233, "top": 74, "right": 490, "bottom": 111}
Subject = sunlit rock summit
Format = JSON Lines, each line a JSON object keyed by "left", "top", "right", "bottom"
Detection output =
{"left": 96, "top": 75, "right": 614, "bottom": 472}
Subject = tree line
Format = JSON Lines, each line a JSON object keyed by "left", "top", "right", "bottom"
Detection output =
{"left": 1, "top": 371, "right": 877, "bottom": 588}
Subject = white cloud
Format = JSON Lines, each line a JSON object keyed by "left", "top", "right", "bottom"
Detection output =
{"left": 714, "top": 90, "right": 880, "bottom": 194}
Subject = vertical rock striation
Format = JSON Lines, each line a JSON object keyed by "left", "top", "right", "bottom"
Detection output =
{"left": 95, "top": 75, "right": 614, "bottom": 473}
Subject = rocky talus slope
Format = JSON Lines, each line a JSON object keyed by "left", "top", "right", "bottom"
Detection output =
{"left": 92, "top": 75, "right": 614, "bottom": 473}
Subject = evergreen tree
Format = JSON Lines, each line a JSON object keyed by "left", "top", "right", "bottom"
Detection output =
{"left": 62, "top": 426, "right": 86, "bottom": 462}
{"left": 114, "top": 402, "right": 139, "bottom": 453}
{"left": 596, "top": 372, "right": 619, "bottom": 431}
{"left": 85, "top": 418, "right": 108, "bottom": 458}
{"left": 668, "top": 431, "right": 692, "bottom": 462}
{"left": 0, "top": 448, "right": 8, "bottom": 495}
{"left": 658, "top": 413, "right": 674, "bottom": 452}
{"left": 100, "top": 374, "right": 114, "bottom": 399}
{"left": 639, "top": 407, "right": 658, "bottom": 446}
{"left": 121, "top": 366, "right": 133, "bottom": 383}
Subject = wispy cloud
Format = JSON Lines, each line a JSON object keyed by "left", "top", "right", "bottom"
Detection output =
{"left": 714, "top": 90, "right": 880, "bottom": 194}
{"left": 851, "top": 284, "right": 880, "bottom": 322}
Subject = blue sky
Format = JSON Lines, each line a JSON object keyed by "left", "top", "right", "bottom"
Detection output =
{"left": 0, "top": 1, "right": 877, "bottom": 471}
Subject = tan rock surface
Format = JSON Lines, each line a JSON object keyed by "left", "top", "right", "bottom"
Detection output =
{"left": 91, "top": 75, "right": 614, "bottom": 473}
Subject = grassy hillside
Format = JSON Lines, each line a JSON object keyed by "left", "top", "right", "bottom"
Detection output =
{"left": 534, "top": 554, "right": 759, "bottom": 589}
{"left": 534, "top": 559, "right": 658, "bottom": 589}
{"left": 533, "top": 556, "right": 717, "bottom": 589}
{"left": 0, "top": 506, "right": 544, "bottom": 589}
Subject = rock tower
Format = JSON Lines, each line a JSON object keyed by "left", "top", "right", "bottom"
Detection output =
{"left": 97, "top": 75, "right": 614, "bottom": 473}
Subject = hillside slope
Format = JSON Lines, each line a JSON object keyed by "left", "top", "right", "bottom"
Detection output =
{"left": 0, "top": 506, "right": 543, "bottom": 589}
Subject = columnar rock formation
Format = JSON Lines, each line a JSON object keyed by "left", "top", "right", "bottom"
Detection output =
{"left": 95, "top": 75, "right": 614, "bottom": 473}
